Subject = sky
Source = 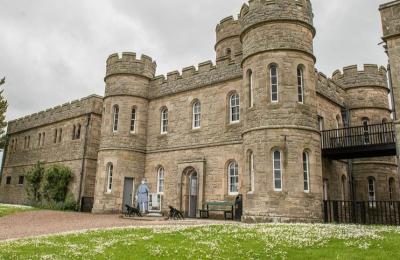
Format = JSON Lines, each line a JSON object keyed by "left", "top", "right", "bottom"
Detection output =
{"left": 0, "top": 0, "right": 390, "bottom": 121}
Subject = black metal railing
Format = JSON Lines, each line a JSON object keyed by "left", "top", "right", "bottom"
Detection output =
{"left": 321, "top": 123, "right": 397, "bottom": 159}
{"left": 323, "top": 200, "right": 400, "bottom": 226}
{"left": 322, "top": 123, "right": 395, "bottom": 149}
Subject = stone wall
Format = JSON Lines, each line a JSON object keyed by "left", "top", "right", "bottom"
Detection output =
{"left": 0, "top": 95, "right": 103, "bottom": 205}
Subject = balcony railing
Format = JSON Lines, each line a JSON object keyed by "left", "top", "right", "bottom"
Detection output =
{"left": 321, "top": 122, "right": 397, "bottom": 159}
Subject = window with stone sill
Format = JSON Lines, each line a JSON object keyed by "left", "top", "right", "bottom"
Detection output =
{"left": 192, "top": 101, "right": 201, "bottom": 129}
{"left": 228, "top": 161, "right": 239, "bottom": 195}
{"left": 273, "top": 149, "right": 282, "bottom": 191}
{"left": 161, "top": 108, "right": 168, "bottom": 134}
{"left": 18, "top": 176, "right": 24, "bottom": 185}
{"left": 157, "top": 167, "right": 165, "bottom": 194}
{"left": 270, "top": 65, "right": 279, "bottom": 102}
{"left": 303, "top": 151, "right": 310, "bottom": 193}
{"left": 112, "top": 105, "right": 119, "bottom": 132}
{"left": 230, "top": 93, "right": 240, "bottom": 123}
{"left": 297, "top": 67, "right": 304, "bottom": 103}
{"left": 106, "top": 163, "right": 113, "bottom": 193}
{"left": 130, "top": 107, "right": 137, "bottom": 133}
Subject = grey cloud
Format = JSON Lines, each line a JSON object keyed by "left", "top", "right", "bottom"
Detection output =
{"left": 0, "top": 0, "right": 391, "bottom": 121}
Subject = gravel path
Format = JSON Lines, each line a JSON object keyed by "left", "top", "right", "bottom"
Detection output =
{"left": 0, "top": 210, "right": 228, "bottom": 241}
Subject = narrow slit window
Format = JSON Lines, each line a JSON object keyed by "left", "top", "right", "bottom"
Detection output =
{"left": 130, "top": 108, "right": 136, "bottom": 133}
{"left": 192, "top": 101, "right": 201, "bottom": 129}
{"left": 273, "top": 150, "right": 282, "bottom": 191}
{"left": 112, "top": 105, "right": 119, "bottom": 132}
{"left": 297, "top": 67, "right": 304, "bottom": 103}
{"left": 230, "top": 93, "right": 240, "bottom": 123}
{"left": 303, "top": 152, "right": 310, "bottom": 192}
{"left": 270, "top": 66, "right": 278, "bottom": 102}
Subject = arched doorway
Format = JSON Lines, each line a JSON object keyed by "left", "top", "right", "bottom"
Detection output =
{"left": 181, "top": 167, "right": 198, "bottom": 218}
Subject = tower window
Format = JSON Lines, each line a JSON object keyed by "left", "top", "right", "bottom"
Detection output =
{"left": 112, "top": 105, "right": 119, "bottom": 132}
{"left": 6, "top": 176, "right": 11, "bottom": 185}
{"left": 130, "top": 108, "right": 136, "bottom": 133}
{"left": 161, "top": 108, "right": 168, "bottom": 134}
{"left": 297, "top": 67, "right": 304, "bottom": 103}
{"left": 248, "top": 151, "right": 255, "bottom": 193}
{"left": 362, "top": 118, "right": 370, "bottom": 144}
{"left": 368, "top": 177, "right": 376, "bottom": 206}
{"left": 247, "top": 70, "right": 254, "bottom": 108}
{"left": 18, "top": 176, "right": 24, "bottom": 185}
{"left": 192, "top": 101, "right": 201, "bottom": 129}
{"left": 341, "top": 175, "right": 347, "bottom": 200}
{"left": 303, "top": 152, "right": 310, "bottom": 192}
{"left": 106, "top": 163, "right": 113, "bottom": 193}
{"left": 389, "top": 178, "right": 395, "bottom": 202}
{"left": 228, "top": 161, "right": 239, "bottom": 195}
{"left": 230, "top": 93, "right": 240, "bottom": 123}
{"left": 76, "top": 124, "right": 81, "bottom": 139}
{"left": 270, "top": 65, "right": 278, "bottom": 102}
{"left": 273, "top": 150, "right": 282, "bottom": 191}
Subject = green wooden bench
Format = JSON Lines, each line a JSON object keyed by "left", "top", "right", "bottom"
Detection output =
{"left": 199, "top": 201, "right": 234, "bottom": 220}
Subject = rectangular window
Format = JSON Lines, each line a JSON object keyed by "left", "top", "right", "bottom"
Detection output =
{"left": 54, "top": 129, "right": 58, "bottom": 143}
{"left": 6, "top": 176, "right": 11, "bottom": 185}
{"left": 193, "top": 102, "right": 201, "bottom": 129}
{"left": 303, "top": 152, "right": 310, "bottom": 192}
{"left": 270, "top": 66, "right": 278, "bottom": 102}
{"left": 273, "top": 150, "right": 282, "bottom": 191}
{"left": 161, "top": 109, "right": 168, "bottom": 134}
{"left": 230, "top": 94, "right": 240, "bottom": 123}
{"left": 130, "top": 109, "right": 136, "bottom": 133}
{"left": 297, "top": 68, "right": 304, "bottom": 103}
{"left": 18, "top": 176, "right": 24, "bottom": 185}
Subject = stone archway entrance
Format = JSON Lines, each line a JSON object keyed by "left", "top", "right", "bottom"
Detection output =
{"left": 181, "top": 167, "right": 198, "bottom": 218}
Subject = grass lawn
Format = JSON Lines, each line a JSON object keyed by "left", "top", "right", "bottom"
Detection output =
{"left": 0, "top": 224, "right": 399, "bottom": 259}
{"left": 0, "top": 204, "right": 34, "bottom": 217}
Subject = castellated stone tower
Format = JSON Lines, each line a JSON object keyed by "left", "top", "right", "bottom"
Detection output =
{"left": 215, "top": 16, "right": 242, "bottom": 63}
{"left": 333, "top": 65, "right": 398, "bottom": 201}
{"left": 380, "top": 1, "right": 400, "bottom": 157}
{"left": 240, "top": 0, "right": 322, "bottom": 222}
{"left": 92, "top": 53, "right": 156, "bottom": 213}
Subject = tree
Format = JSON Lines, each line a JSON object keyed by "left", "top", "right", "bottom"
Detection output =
{"left": 0, "top": 77, "right": 7, "bottom": 149}
{"left": 25, "top": 161, "right": 45, "bottom": 202}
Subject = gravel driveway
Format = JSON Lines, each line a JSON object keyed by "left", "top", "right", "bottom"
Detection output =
{"left": 0, "top": 210, "right": 227, "bottom": 241}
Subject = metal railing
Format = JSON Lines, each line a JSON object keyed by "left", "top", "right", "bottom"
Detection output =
{"left": 323, "top": 200, "right": 400, "bottom": 226}
{"left": 321, "top": 122, "right": 396, "bottom": 150}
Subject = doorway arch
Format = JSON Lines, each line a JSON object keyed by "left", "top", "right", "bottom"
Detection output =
{"left": 181, "top": 167, "right": 198, "bottom": 218}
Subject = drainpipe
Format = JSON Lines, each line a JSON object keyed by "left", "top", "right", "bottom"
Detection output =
{"left": 78, "top": 113, "right": 92, "bottom": 211}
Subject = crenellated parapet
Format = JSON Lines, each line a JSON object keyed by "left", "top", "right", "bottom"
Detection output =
{"left": 332, "top": 64, "right": 388, "bottom": 89}
{"left": 105, "top": 52, "right": 157, "bottom": 80}
{"left": 149, "top": 57, "right": 242, "bottom": 98}
{"left": 240, "top": 0, "right": 315, "bottom": 63}
{"left": 216, "top": 16, "right": 241, "bottom": 44}
{"left": 7, "top": 95, "right": 103, "bottom": 134}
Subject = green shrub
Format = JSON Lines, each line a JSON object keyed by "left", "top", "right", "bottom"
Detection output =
{"left": 41, "top": 165, "right": 73, "bottom": 203}
{"left": 25, "top": 161, "right": 45, "bottom": 202}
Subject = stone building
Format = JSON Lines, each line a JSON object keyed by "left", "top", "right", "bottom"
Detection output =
{"left": 0, "top": 0, "right": 399, "bottom": 222}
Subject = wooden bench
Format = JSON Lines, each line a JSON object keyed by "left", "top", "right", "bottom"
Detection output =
{"left": 199, "top": 201, "right": 234, "bottom": 220}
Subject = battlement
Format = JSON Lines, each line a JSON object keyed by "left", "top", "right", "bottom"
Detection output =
{"left": 241, "top": 0, "right": 314, "bottom": 33}
{"left": 105, "top": 52, "right": 157, "bottom": 80}
{"left": 380, "top": 0, "right": 400, "bottom": 39}
{"left": 332, "top": 64, "right": 388, "bottom": 89}
{"left": 316, "top": 70, "right": 346, "bottom": 107}
{"left": 150, "top": 55, "right": 242, "bottom": 98}
{"left": 7, "top": 95, "right": 103, "bottom": 134}
{"left": 216, "top": 16, "right": 241, "bottom": 44}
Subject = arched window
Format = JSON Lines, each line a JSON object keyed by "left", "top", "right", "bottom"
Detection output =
{"left": 161, "top": 108, "right": 168, "bottom": 134}
{"left": 230, "top": 93, "right": 240, "bottom": 123}
{"left": 228, "top": 161, "right": 239, "bottom": 195}
{"left": 76, "top": 124, "right": 81, "bottom": 139}
{"left": 368, "top": 177, "right": 376, "bottom": 204}
{"left": 341, "top": 175, "right": 347, "bottom": 200}
{"left": 130, "top": 108, "right": 136, "bottom": 133}
{"left": 270, "top": 65, "right": 278, "bottom": 102}
{"left": 72, "top": 125, "right": 76, "bottom": 140}
{"left": 297, "top": 67, "right": 304, "bottom": 103}
{"left": 226, "top": 48, "right": 232, "bottom": 58}
{"left": 247, "top": 70, "right": 254, "bottom": 108}
{"left": 157, "top": 167, "right": 165, "bottom": 194}
{"left": 303, "top": 152, "right": 310, "bottom": 192}
{"left": 106, "top": 163, "right": 113, "bottom": 193}
{"left": 42, "top": 132, "right": 45, "bottom": 146}
{"left": 112, "top": 105, "right": 119, "bottom": 132}
{"left": 248, "top": 151, "right": 255, "bottom": 193}
{"left": 192, "top": 101, "right": 201, "bottom": 129}
{"left": 389, "top": 178, "right": 395, "bottom": 201}
{"left": 273, "top": 150, "right": 282, "bottom": 191}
